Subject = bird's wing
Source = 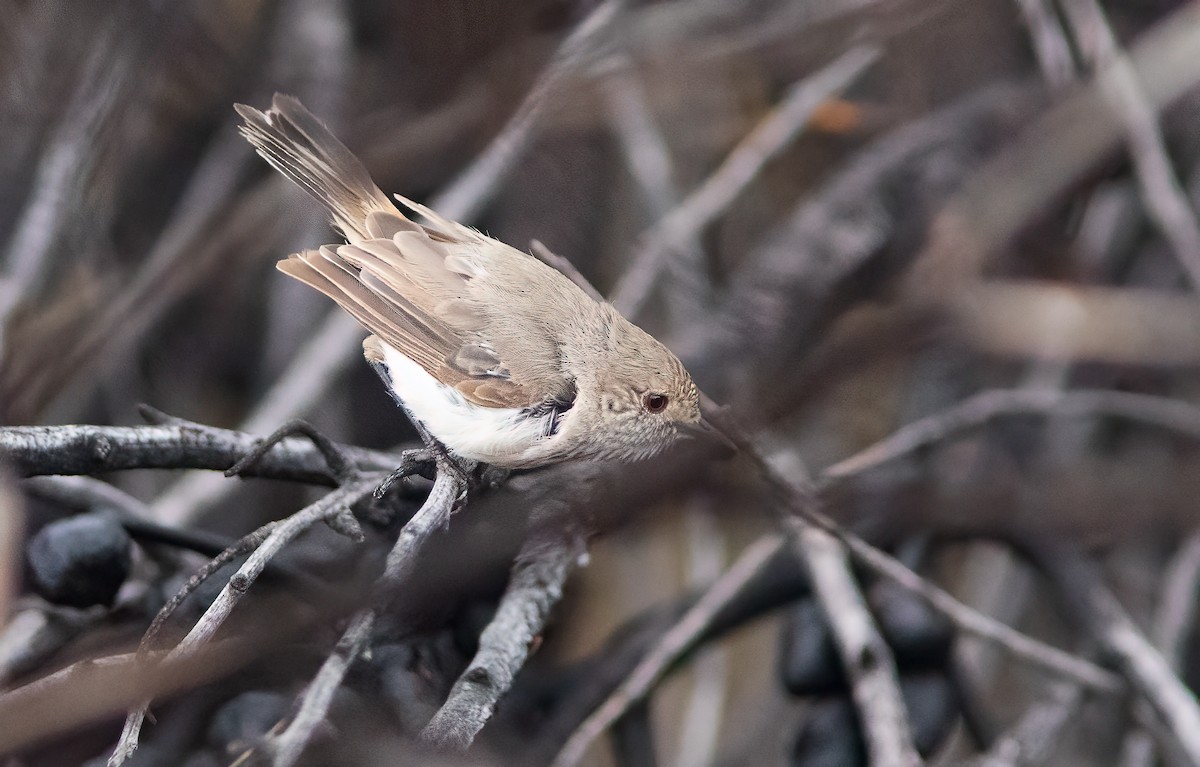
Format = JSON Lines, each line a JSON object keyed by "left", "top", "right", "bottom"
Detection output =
{"left": 240, "top": 95, "right": 577, "bottom": 409}
{"left": 279, "top": 234, "right": 549, "bottom": 409}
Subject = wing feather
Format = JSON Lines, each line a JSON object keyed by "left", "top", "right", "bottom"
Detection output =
{"left": 241, "top": 96, "right": 580, "bottom": 411}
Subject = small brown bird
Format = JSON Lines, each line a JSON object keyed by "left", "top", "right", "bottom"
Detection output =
{"left": 237, "top": 95, "right": 720, "bottom": 469}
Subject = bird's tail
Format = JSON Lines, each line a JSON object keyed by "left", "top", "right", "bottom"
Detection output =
{"left": 236, "top": 94, "right": 394, "bottom": 242}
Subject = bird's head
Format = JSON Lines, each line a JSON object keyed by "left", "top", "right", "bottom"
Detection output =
{"left": 581, "top": 315, "right": 723, "bottom": 462}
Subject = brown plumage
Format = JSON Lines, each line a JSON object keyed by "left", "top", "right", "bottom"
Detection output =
{"left": 238, "top": 95, "right": 710, "bottom": 467}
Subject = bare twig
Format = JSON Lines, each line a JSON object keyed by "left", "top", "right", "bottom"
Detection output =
{"left": 821, "top": 388, "right": 1200, "bottom": 483}
{"left": 0, "top": 421, "right": 403, "bottom": 483}
{"left": 966, "top": 679, "right": 1086, "bottom": 767}
{"left": 377, "top": 461, "right": 469, "bottom": 591}
{"left": 531, "top": 240, "right": 606, "bottom": 303}
{"left": 266, "top": 609, "right": 375, "bottom": 767}
{"left": 674, "top": 502, "right": 728, "bottom": 767}
{"left": 610, "top": 44, "right": 881, "bottom": 316}
{"left": 919, "top": 3, "right": 1200, "bottom": 288}
{"left": 1059, "top": 0, "right": 1200, "bottom": 290}
{"left": 1014, "top": 0, "right": 1076, "bottom": 90}
{"left": 433, "top": 0, "right": 625, "bottom": 220}
{"left": 242, "top": 460, "right": 470, "bottom": 766}
{"left": 549, "top": 534, "right": 785, "bottom": 767}
{"left": 0, "top": 605, "right": 101, "bottom": 685}
{"left": 798, "top": 524, "right": 921, "bottom": 767}
{"left": 691, "top": 404, "right": 1126, "bottom": 693}
{"left": 22, "top": 475, "right": 150, "bottom": 519}
{"left": 1036, "top": 547, "right": 1200, "bottom": 764}
{"left": 0, "top": 25, "right": 133, "bottom": 356}
{"left": 422, "top": 527, "right": 587, "bottom": 749}
{"left": 791, "top": 515, "right": 1120, "bottom": 692}
{"left": 1119, "top": 532, "right": 1200, "bottom": 767}
{"left": 0, "top": 641, "right": 255, "bottom": 756}
{"left": 599, "top": 54, "right": 705, "bottom": 321}
{"left": 599, "top": 55, "right": 683, "bottom": 221}
{"left": 109, "top": 475, "right": 381, "bottom": 766}
{"left": 0, "top": 469, "right": 20, "bottom": 629}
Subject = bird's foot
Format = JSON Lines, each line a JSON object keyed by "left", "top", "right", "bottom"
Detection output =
{"left": 373, "top": 448, "right": 435, "bottom": 500}
{"left": 225, "top": 419, "right": 355, "bottom": 483}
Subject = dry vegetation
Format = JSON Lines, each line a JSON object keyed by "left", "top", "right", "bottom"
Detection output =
{"left": 3, "top": 0, "right": 1200, "bottom": 765}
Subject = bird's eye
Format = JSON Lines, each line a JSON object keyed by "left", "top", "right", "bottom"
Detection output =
{"left": 643, "top": 393, "right": 669, "bottom": 413}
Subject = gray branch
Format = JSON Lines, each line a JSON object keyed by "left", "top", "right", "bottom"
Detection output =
{"left": 422, "top": 526, "right": 587, "bottom": 749}
{"left": 0, "top": 422, "right": 404, "bottom": 483}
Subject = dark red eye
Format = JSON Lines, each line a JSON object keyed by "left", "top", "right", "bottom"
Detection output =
{"left": 643, "top": 393, "right": 669, "bottom": 413}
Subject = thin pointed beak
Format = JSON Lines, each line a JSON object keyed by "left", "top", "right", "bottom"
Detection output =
{"left": 681, "top": 415, "right": 738, "bottom": 458}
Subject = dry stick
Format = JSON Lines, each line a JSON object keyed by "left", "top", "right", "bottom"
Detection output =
{"left": 265, "top": 609, "right": 375, "bottom": 767}
{"left": 673, "top": 500, "right": 729, "bottom": 767}
{"left": 967, "top": 679, "right": 1085, "bottom": 767}
{"left": 1013, "top": 0, "right": 1076, "bottom": 90}
{"left": 22, "top": 475, "right": 152, "bottom": 519}
{"left": 0, "top": 30, "right": 130, "bottom": 356}
{"left": 699, "top": 411, "right": 1125, "bottom": 693}
{"left": 1039, "top": 548, "right": 1200, "bottom": 765}
{"left": 549, "top": 534, "right": 786, "bottom": 767}
{"left": 255, "top": 465, "right": 466, "bottom": 767}
{"left": 821, "top": 388, "right": 1200, "bottom": 482}
{"left": 431, "top": 0, "right": 625, "bottom": 219}
{"left": 599, "top": 55, "right": 682, "bottom": 220}
{"left": 1118, "top": 532, "right": 1200, "bottom": 767}
{"left": 1058, "top": 0, "right": 1200, "bottom": 291}
{"left": 0, "top": 471, "right": 20, "bottom": 634}
{"left": 598, "top": 54, "right": 707, "bottom": 321}
{"left": 798, "top": 525, "right": 921, "bottom": 767}
{"left": 108, "top": 475, "right": 381, "bottom": 767}
{"left": 421, "top": 528, "right": 587, "bottom": 749}
{"left": 0, "top": 421, "right": 401, "bottom": 481}
{"left": 769, "top": 446, "right": 920, "bottom": 766}
{"left": 609, "top": 44, "right": 881, "bottom": 317}
{"left": 154, "top": 0, "right": 626, "bottom": 527}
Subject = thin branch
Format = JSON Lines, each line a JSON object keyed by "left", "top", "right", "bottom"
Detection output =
{"left": 22, "top": 475, "right": 150, "bottom": 519}
{"left": 0, "top": 470, "right": 20, "bottom": 630}
{"left": 240, "top": 461, "right": 470, "bottom": 766}
{"left": 0, "top": 421, "right": 403, "bottom": 483}
{"left": 693, "top": 404, "right": 1125, "bottom": 694}
{"left": 431, "top": 0, "right": 626, "bottom": 221}
{"left": 797, "top": 524, "right": 921, "bottom": 767}
{"left": 673, "top": 502, "right": 728, "bottom": 767}
{"left": 1059, "top": 0, "right": 1200, "bottom": 291}
{"left": 1119, "top": 533, "right": 1200, "bottom": 767}
{"left": 966, "top": 679, "right": 1085, "bottom": 767}
{"left": 549, "top": 534, "right": 785, "bottom": 767}
{"left": 1013, "top": 0, "right": 1077, "bottom": 90}
{"left": 379, "top": 463, "right": 469, "bottom": 592}
{"left": 266, "top": 609, "right": 375, "bottom": 767}
{"left": 108, "top": 475, "right": 381, "bottom": 766}
{"left": 598, "top": 54, "right": 706, "bottom": 321}
{"left": 0, "top": 24, "right": 133, "bottom": 356}
{"left": 422, "top": 527, "right": 585, "bottom": 749}
{"left": 821, "top": 388, "right": 1200, "bottom": 482}
{"left": 609, "top": 44, "right": 881, "bottom": 316}
{"left": 1036, "top": 546, "right": 1200, "bottom": 764}
{"left": 599, "top": 55, "right": 682, "bottom": 220}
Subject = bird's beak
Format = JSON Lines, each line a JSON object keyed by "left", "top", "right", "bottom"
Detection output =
{"left": 681, "top": 415, "right": 738, "bottom": 458}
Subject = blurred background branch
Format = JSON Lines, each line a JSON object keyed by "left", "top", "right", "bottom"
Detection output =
{"left": 5, "top": 0, "right": 1200, "bottom": 765}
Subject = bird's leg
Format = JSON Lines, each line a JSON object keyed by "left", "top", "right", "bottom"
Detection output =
{"left": 225, "top": 419, "right": 355, "bottom": 483}
{"left": 373, "top": 447, "right": 435, "bottom": 500}
{"left": 408, "top": 415, "right": 476, "bottom": 497}
{"left": 366, "top": 356, "right": 478, "bottom": 501}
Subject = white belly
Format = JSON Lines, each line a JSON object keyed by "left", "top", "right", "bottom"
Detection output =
{"left": 378, "top": 343, "right": 555, "bottom": 467}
